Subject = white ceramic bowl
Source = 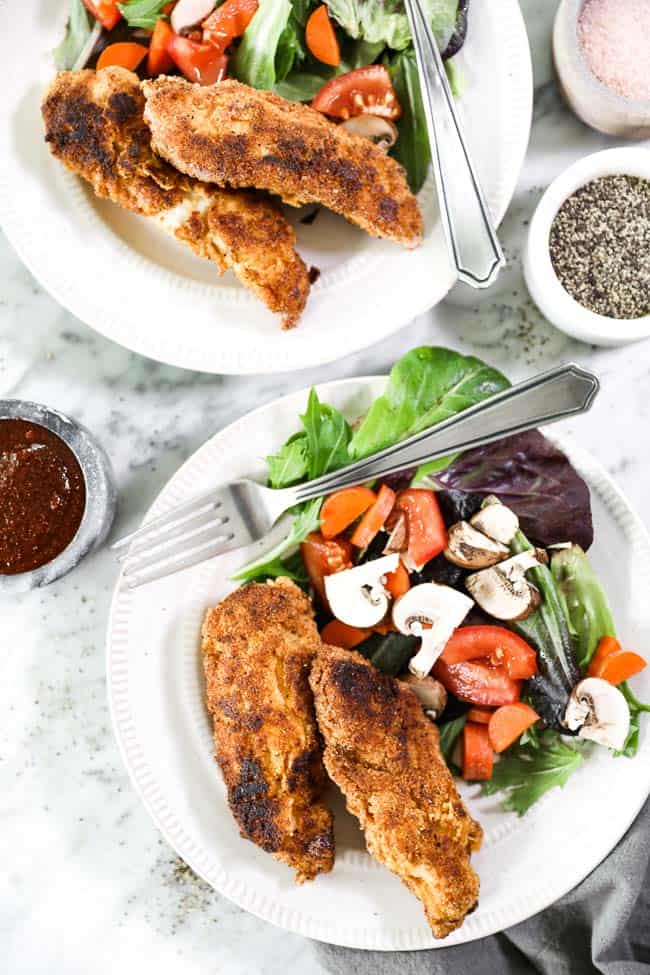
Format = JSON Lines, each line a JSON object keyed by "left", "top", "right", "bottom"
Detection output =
{"left": 524, "top": 147, "right": 650, "bottom": 346}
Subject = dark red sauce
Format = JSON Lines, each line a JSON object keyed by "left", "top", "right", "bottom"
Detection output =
{"left": 0, "top": 419, "right": 86, "bottom": 575}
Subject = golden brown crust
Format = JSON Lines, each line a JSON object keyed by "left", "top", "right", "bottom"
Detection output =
{"left": 142, "top": 76, "right": 423, "bottom": 249}
{"left": 42, "top": 68, "right": 310, "bottom": 328}
{"left": 201, "top": 579, "right": 334, "bottom": 882}
{"left": 310, "top": 646, "right": 482, "bottom": 938}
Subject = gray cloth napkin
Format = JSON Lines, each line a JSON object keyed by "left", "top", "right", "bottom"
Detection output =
{"left": 314, "top": 798, "right": 650, "bottom": 975}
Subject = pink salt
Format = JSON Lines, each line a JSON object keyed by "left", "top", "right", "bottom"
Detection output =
{"left": 578, "top": 0, "right": 650, "bottom": 102}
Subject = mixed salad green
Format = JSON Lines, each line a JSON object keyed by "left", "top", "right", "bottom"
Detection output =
{"left": 233, "top": 345, "right": 649, "bottom": 815}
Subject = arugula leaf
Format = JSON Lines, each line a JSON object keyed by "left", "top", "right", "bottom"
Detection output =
{"left": 388, "top": 50, "right": 429, "bottom": 194}
{"left": 239, "top": 550, "right": 308, "bottom": 587}
{"left": 481, "top": 732, "right": 585, "bottom": 816}
{"left": 266, "top": 433, "right": 308, "bottom": 489}
{"left": 233, "top": 0, "right": 292, "bottom": 90}
{"left": 232, "top": 498, "right": 322, "bottom": 582}
{"left": 54, "top": 0, "right": 93, "bottom": 70}
{"left": 438, "top": 714, "right": 466, "bottom": 764}
{"left": 118, "top": 0, "right": 168, "bottom": 29}
{"left": 551, "top": 545, "right": 616, "bottom": 670}
{"left": 301, "top": 389, "right": 352, "bottom": 480}
{"left": 349, "top": 346, "right": 509, "bottom": 461}
{"left": 617, "top": 682, "right": 650, "bottom": 758}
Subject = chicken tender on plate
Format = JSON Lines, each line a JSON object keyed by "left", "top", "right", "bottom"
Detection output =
{"left": 142, "top": 77, "right": 422, "bottom": 249}
{"left": 42, "top": 68, "right": 310, "bottom": 328}
{"left": 202, "top": 579, "right": 334, "bottom": 883}
{"left": 310, "top": 645, "right": 482, "bottom": 938}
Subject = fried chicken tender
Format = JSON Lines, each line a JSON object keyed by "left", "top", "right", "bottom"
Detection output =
{"left": 310, "top": 646, "right": 482, "bottom": 937}
{"left": 201, "top": 579, "right": 334, "bottom": 882}
{"left": 42, "top": 68, "right": 310, "bottom": 328}
{"left": 142, "top": 77, "right": 422, "bottom": 249}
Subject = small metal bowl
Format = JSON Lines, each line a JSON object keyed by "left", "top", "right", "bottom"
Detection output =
{"left": 0, "top": 401, "right": 117, "bottom": 593}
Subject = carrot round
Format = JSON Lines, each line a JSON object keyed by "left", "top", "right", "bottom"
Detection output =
{"left": 305, "top": 5, "right": 340, "bottom": 67}
{"left": 350, "top": 484, "right": 396, "bottom": 549}
{"left": 587, "top": 635, "right": 621, "bottom": 677}
{"left": 592, "top": 649, "right": 646, "bottom": 686}
{"left": 466, "top": 706, "right": 493, "bottom": 725}
{"left": 97, "top": 42, "right": 148, "bottom": 72}
{"left": 320, "top": 486, "right": 376, "bottom": 539}
{"left": 320, "top": 619, "right": 370, "bottom": 649}
{"left": 462, "top": 722, "right": 493, "bottom": 781}
{"left": 488, "top": 702, "right": 540, "bottom": 753}
{"left": 385, "top": 561, "right": 410, "bottom": 599}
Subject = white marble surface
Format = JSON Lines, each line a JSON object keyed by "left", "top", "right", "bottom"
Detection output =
{"left": 2, "top": 4, "right": 650, "bottom": 973}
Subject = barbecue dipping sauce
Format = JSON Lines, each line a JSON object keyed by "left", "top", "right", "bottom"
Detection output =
{"left": 0, "top": 419, "right": 86, "bottom": 575}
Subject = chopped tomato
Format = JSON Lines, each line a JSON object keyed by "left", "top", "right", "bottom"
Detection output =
{"left": 168, "top": 34, "right": 228, "bottom": 85}
{"left": 97, "top": 42, "right": 148, "bottom": 72}
{"left": 488, "top": 703, "right": 540, "bottom": 753}
{"left": 394, "top": 489, "right": 447, "bottom": 571}
{"left": 305, "top": 5, "right": 340, "bottom": 67}
{"left": 148, "top": 18, "right": 175, "bottom": 76}
{"left": 311, "top": 65, "right": 402, "bottom": 120}
{"left": 300, "top": 531, "right": 352, "bottom": 605}
{"left": 441, "top": 626, "right": 538, "bottom": 680}
{"left": 82, "top": 0, "right": 121, "bottom": 30}
{"left": 202, "top": 0, "right": 258, "bottom": 50}
{"left": 463, "top": 722, "right": 493, "bottom": 780}
{"left": 434, "top": 658, "right": 521, "bottom": 707}
{"left": 591, "top": 650, "right": 646, "bottom": 686}
{"left": 385, "top": 561, "right": 410, "bottom": 599}
{"left": 320, "top": 620, "right": 370, "bottom": 649}
{"left": 466, "top": 706, "right": 493, "bottom": 725}
{"left": 587, "top": 635, "right": 621, "bottom": 677}
{"left": 320, "top": 486, "right": 376, "bottom": 540}
{"left": 350, "top": 484, "right": 396, "bottom": 549}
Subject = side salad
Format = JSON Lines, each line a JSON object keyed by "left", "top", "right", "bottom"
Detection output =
{"left": 55, "top": 0, "right": 471, "bottom": 191}
{"left": 234, "top": 346, "right": 649, "bottom": 815}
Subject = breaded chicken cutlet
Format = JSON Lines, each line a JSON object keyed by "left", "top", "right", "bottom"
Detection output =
{"left": 201, "top": 579, "right": 334, "bottom": 883}
{"left": 310, "top": 645, "right": 482, "bottom": 938}
{"left": 42, "top": 68, "right": 310, "bottom": 328}
{"left": 142, "top": 77, "right": 423, "bottom": 249}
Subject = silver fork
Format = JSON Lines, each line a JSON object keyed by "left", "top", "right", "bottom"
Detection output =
{"left": 112, "top": 364, "right": 599, "bottom": 588}
{"left": 403, "top": 0, "right": 505, "bottom": 288}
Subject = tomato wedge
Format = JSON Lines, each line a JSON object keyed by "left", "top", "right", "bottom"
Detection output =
{"left": 587, "top": 635, "right": 620, "bottom": 677}
{"left": 320, "top": 486, "right": 376, "bottom": 540}
{"left": 168, "top": 35, "right": 228, "bottom": 85}
{"left": 350, "top": 484, "right": 396, "bottom": 549}
{"left": 82, "top": 0, "right": 121, "bottom": 30}
{"left": 488, "top": 703, "right": 540, "bottom": 753}
{"left": 320, "top": 620, "right": 370, "bottom": 649}
{"left": 441, "top": 626, "right": 538, "bottom": 680}
{"left": 463, "top": 722, "right": 493, "bottom": 780}
{"left": 312, "top": 65, "right": 402, "bottom": 120}
{"left": 385, "top": 561, "right": 410, "bottom": 599}
{"left": 305, "top": 4, "right": 340, "bottom": 67}
{"left": 591, "top": 650, "right": 646, "bottom": 686}
{"left": 97, "top": 42, "right": 148, "bottom": 72}
{"left": 148, "top": 18, "right": 175, "bottom": 76}
{"left": 434, "top": 658, "right": 521, "bottom": 707}
{"left": 466, "top": 706, "right": 493, "bottom": 724}
{"left": 300, "top": 532, "right": 352, "bottom": 605}
{"left": 202, "top": 0, "right": 258, "bottom": 50}
{"left": 394, "top": 489, "right": 447, "bottom": 571}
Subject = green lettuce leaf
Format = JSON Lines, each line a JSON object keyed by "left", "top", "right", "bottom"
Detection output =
{"left": 54, "top": 0, "right": 92, "bottom": 70}
{"left": 232, "top": 498, "right": 322, "bottom": 582}
{"left": 233, "top": 0, "right": 292, "bottom": 90}
{"left": 275, "top": 71, "right": 333, "bottom": 101}
{"left": 550, "top": 544, "right": 616, "bottom": 670}
{"left": 301, "top": 388, "right": 352, "bottom": 480}
{"left": 325, "top": 0, "right": 458, "bottom": 51}
{"left": 266, "top": 433, "right": 309, "bottom": 489}
{"left": 618, "top": 683, "right": 650, "bottom": 758}
{"left": 118, "top": 0, "right": 168, "bottom": 29}
{"left": 388, "top": 49, "right": 429, "bottom": 194}
{"left": 438, "top": 714, "right": 466, "bottom": 765}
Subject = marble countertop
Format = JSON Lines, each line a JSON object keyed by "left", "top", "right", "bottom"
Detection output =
{"left": 2, "top": 3, "right": 650, "bottom": 973}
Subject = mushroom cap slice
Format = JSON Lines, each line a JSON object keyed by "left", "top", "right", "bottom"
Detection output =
{"left": 340, "top": 115, "right": 399, "bottom": 150}
{"left": 324, "top": 553, "right": 399, "bottom": 628}
{"left": 392, "top": 582, "right": 473, "bottom": 679}
{"left": 444, "top": 521, "right": 509, "bottom": 569}
{"left": 564, "top": 677, "right": 630, "bottom": 751}
{"left": 465, "top": 551, "right": 541, "bottom": 621}
{"left": 401, "top": 674, "right": 448, "bottom": 717}
{"left": 470, "top": 497, "right": 520, "bottom": 545}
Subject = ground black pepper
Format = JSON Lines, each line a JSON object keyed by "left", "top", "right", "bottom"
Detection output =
{"left": 548, "top": 174, "right": 650, "bottom": 319}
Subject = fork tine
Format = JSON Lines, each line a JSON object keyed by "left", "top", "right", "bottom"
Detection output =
{"left": 122, "top": 522, "right": 234, "bottom": 576}
{"left": 111, "top": 488, "right": 222, "bottom": 552}
{"left": 117, "top": 508, "right": 228, "bottom": 563}
{"left": 122, "top": 531, "right": 239, "bottom": 589}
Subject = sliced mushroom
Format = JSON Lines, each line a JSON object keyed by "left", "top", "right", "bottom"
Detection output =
{"left": 392, "top": 583, "right": 473, "bottom": 679}
{"left": 401, "top": 674, "right": 448, "bottom": 719}
{"left": 383, "top": 510, "right": 408, "bottom": 554}
{"left": 171, "top": 0, "right": 217, "bottom": 34}
{"left": 324, "top": 553, "right": 399, "bottom": 628}
{"left": 564, "top": 677, "right": 630, "bottom": 751}
{"left": 444, "top": 521, "right": 509, "bottom": 569}
{"left": 470, "top": 496, "right": 519, "bottom": 545}
{"left": 340, "top": 115, "right": 399, "bottom": 150}
{"left": 465, "top": 551, "right": 541, "bottom": 621}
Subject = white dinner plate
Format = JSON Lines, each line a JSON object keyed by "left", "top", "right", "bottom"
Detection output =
{"left": 107, "top": 376, "right": 650, "bottom": 950}
{"left": 0, "top": 1, "right": 532, "bottom": 375}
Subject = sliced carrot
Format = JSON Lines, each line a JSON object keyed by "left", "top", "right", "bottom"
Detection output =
{"left": 488, "top": 702, "right": 540, "bottom": 753}
{"left": 147, "top": 18, "right": 174, "bottom": 76}
{"left": 305, "top": 4, "right": 340, "bottom": 67}
{"left": 321, "top": 620, "right": 371, "bottom": 649}
{"left": 320, "top": 486, "right": 376, "bottom": 540}
{"left": 350, "top": 484, "right": 396, "bottom": 549}
{"left": 466, "top": 706, "right": 493, "bottom": 725}
{"left": 587, "top": 635, "right": 621, "bottom": 677}
{"left": 592, "top": 649, "right": 646, "bottom": 686}
{"left": 97, "top": 42, "right": 148, "bottom": 72}
{"left": 462, "top": 722, "right": 493, "bottom": 781}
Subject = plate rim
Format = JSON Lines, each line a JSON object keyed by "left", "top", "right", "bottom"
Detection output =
{"left": 106, "top": 374, "right": 650, "bottom": 950}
